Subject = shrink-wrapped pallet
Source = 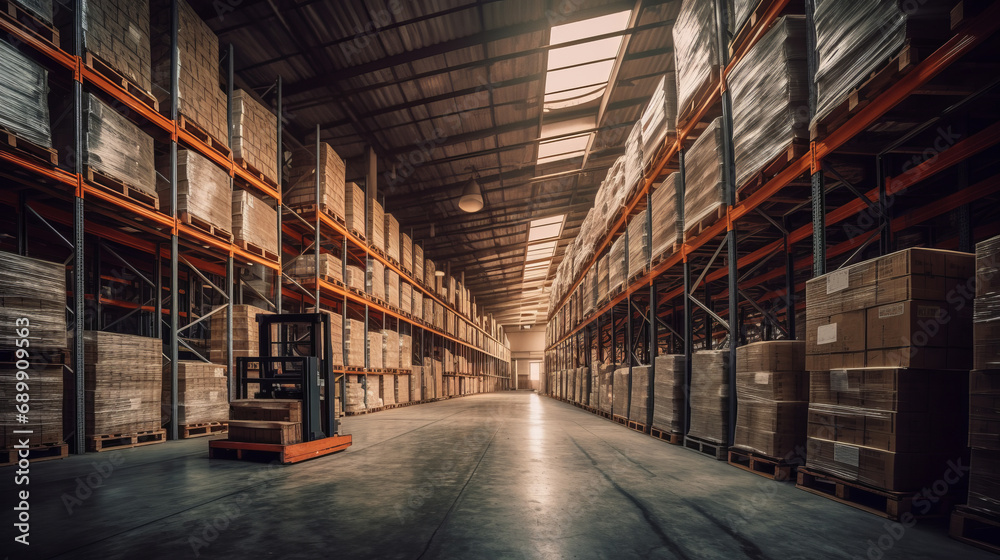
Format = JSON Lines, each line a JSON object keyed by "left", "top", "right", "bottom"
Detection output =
{"left": 83, "top": 92, "right": 156, "bottom": 196}
{"left": 401, "top": 282, "right": 412, "bottom": 316}
{"left": 151, "top": 0, "right": 226, "bottom": 143}
{"left": 733, "top": 0, "right": 756, "bottom": 36}
{"left": 366, "top": 258, "right": 385, "bottom": 301}
{"left": 367, "top": 197, "right": 384, "bottom": 252}
{"left": 368, "top": 330, "right": 383, "bottom": 369}
{"left": 344, "top": 318, "right": 365, "bottom": 368}
{"left": 381, "top": 375, "right": 396, "bottom": 406}
{"left": 385, "top": 213, "right": 399, "bottom": 262}
{"left": 285, "top": 253, "right": 342, "bottom": 283}
{"left": 230, "top": 89, "right": 278, "bottom": 184}
{"left": 597, "top": 255, "right": 609, "bottom": 302}
{"left": 163, "top": 361, "right": 228, "bottom": 426}
{"left": 597, "top": 365, "right": 614, "bottom": 414}
{"left": 688, "top": 350, "right": 730, "bottom": 444}
{"left": 627, "top": 211, "right": 649, "bottom": 279}
{"left": 82, "top": 0, "right": 152, "bottom": 93}
{"left": 0, "top": 39, "right": 51, "bottom": 148}
{"left": 382, "top": 328, "right": 399, "bottom": 369}
{"left": 683, "top": 117, "right": 726, "bottom": 236}
{"left": 975, "top": 235, "right": 1000, "bottom": 370}
{"left": 414, "top": 243, "right": 424, "bottom": 282}
{"left": 84, "top": 331, "right": 161, "bottom": 436}
{"left": 325, "top": 309, "right": 344, "bottom": 367}
{"left": 623, "top": 122, "right": 644, "bottom": 195}
{"left": 385, "top": 269, "right": 400, "bottom": 308}
{"left": 397, "top": 374, "right": 410, "bottom": 404}
{"left": 608, "top": 234, "right": 627, "bottom": 294}
{"left": 640, "top": 73, "right": 677, "bottom": 168}
{"left": 345, "top": 264, "right": 365, "bottom": 292}
{"left": 345, "top": 182, "right": 365, "bottom": 236}
{"left": 345, "top": 375, "right": 365, "bottom": 412}
{"left": 232, "top": 189, "right": 277, "bottom": 255}
{"left": 673, "top": 0, "right": 721, "bottom": 119}
{"left": 401, "top": 334, "right": 412, "bottom": 369}
{"left": 733, "top": 341, "right": 807, "bottom": 459}
{"left": 401, "top": 233, "right": 413, "bottom": 273}
{"left": 285, "top": 142, "right": 346, "bottom": 220}
{"left": 424, "top": 258, "right": 436, "bottom": 288}
{"left": 629, "top": 365, "right": 652, "bottom": 424}
{"left": 157, "top": 149, "right": 231, "bottom": 232}
{"left": 729, "top": 16, "right": 808, "bottom": 190}
{"left": 413, "top": 290, "right": 424, "bottom": 320}
{"left": 811, "top": 0, "right": 951, "bottom": 130}
{"left": 651, "top": 173, "right": 682, "bottom": 259}
{"left": 366, "top": 375, "right": 383, "bottom": 408}
{"left": 0, "top": 252, "right": 65, "bottom": 449}
{"left": 652, "top": 355, "right": 686, "bottom": 434}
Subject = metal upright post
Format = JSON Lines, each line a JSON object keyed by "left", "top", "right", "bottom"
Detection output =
{"left": 226, "top": 44, "right": 235, "bottom": 390}
{"left": 812, "top": 172, "right": 826, "bottom": 277}
{"left": 276, "top": 74, "right": 284, "bottom": 313}
{"left": 168, "top": 0, "right": 180, "bottom": 441}
{"left": 314, "top": 124, "right": 321, "bottom": 312}
{"left": 155, "top": 243, "right": 162, "bottom": 339}
{"left": 784, "top": 220, "right": 796, "bottom": 339}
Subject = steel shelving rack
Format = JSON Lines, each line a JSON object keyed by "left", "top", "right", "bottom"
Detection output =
{"left": 544, "top": 0, "right": 1000, "bottom": 448}
{"left": 0, "top": 0, "right": 510, "bottom": 455}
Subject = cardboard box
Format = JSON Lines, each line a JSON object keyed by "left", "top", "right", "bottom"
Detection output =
{"left": 807, "top": 310, "right": 866, "bottom": 355}
{"left": 230, "top": 399, "right": 302, "bottom": 423}
{"left": 737, "top": 340, "right": 805, "bottom": 372}
{"left": 227, "top": 420, "right": 301, "bottom": 444}
{"left": 806, "top": 437, "right": 960, "bottom": 491}
{"left": 968, "top": 449, "right": 1000, "bottom": 514}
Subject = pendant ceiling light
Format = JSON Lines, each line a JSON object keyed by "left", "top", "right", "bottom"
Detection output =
{"left": 458, "top": 175, "right": 484, "bottom": 213}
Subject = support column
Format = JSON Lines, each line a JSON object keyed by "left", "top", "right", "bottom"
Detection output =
{"left": 168, "top": 0, "right": 180, "bottom": 441}
{"left": 275, "top": 74, "right": 283, "bottom": 313}
{"left": 812, "top": 171, "right": 826, "bottom": 277}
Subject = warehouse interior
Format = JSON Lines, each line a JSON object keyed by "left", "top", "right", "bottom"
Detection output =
{"left": 0, "top": 0, "right": 999, "bottom": 557}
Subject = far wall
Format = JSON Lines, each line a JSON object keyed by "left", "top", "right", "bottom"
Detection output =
{"left": 508, "top": 330, "right": 545, "bottom": 391}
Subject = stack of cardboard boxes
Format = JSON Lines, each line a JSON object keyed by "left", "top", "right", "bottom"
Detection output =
{"left": 285, "top": 253, "right": 343, "bottom": 283}
{"left": 688, "top": 350, "right": 731, "bottom": 444}
{"left": 163, "top": 361, "right": 228, "bottom": 427}
{"left": 286, "top": 143, "right": 347, "bottom": 220}
{"left": 230, "top": 89, "right": 278, "bottom": 184}
{"left": 385, "top": 214, "right": 400, "bottom": 262}
{"left": 367, "top": 198, "right": 384, "bottom": 252}
{"left": 84, "top": 331, "right": 161, "bottom": 437}
{"left": 82, "top": 0, "right": 152, "bottom": 95}
{"left": 805, "top": 248, "right": 974, "bottom": 491}
{"left": 652, "top": 355, "right": 686, "bottom": 434}
{"left": 232, "top": 190, "right": 278, "bottom": 255}
{"left": 629, "top": 365, "right": 652, "bottom": 425}
{"left": 733, "top": 341, "right": 807, "bottom": 460}
{"left": 229, "top": 399, "right": 301, "bottom": 444}
{"left": 158, "top": 150, "right": 232, "bottom": 234}
{"left": 969, "top": 235, "right": 1000, "bottom": 513}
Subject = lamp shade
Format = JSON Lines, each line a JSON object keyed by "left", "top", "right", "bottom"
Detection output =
{"left": 458, "top": 177, "right": 484, "bottom": 213}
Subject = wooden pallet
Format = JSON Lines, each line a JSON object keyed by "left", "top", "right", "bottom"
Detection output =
{"left": 728, "top": 448, "right": 795, "bottom": 481}
{"left": 178, "top": 114, "right": 231, "bottom": 159}
{"left": 627, "top": 265, "right": 650, "bottom": 284}
{"left": 209, "top": 434, "right": 351, "bottom": 464}
{"left": 729, "top": 0, "right": 797, "bottom": 59}
{"left": 235, "top": 239, "right": 279, "bottom": 262}
{"left": 234, "top": 158, "right": 279, "bottom": 190}
{"left": 795, "top": 467, "right": 954, "bottom": 521}
{"left": 0, "top": 0, "right": 59, "bottom": 46}
{"left": 684, "top": 435, "right": 728, "bottom": 461}
{"left": 350, "top": 227, "right": 366, "bottom": 242}
{"left": 85, "top": 166, "right": 159, "bottom": 210}
{"left": 0, "top": 124, "right": 58, "bottom": 166}
{"left": 950, "top": 505, "right": 1000, "bottom": 554}
{"left": 627, "top": 420, "right": 647, "bottom": 433}
{"left": 810, "top": 42, "right": 923, "bottom": 142}
{"left": 682, "top": 204, "right": 727, "bottom": 242}
{"left": 612, "top": 414, "right": 628, "bottom": 426}
{"left": 288, "top": 203, "right": 347, "bottom": 227}
{"left": 736, "top": 140, "right": 809, "bottom": 203}
{"left": 650, "top": 427, "right": 683, "bottom": 445}
{"left": 388, "top": 256, "right": 400, "bottom": 268}
{"left": 179, "top": 211, "right": 233, "bottom": 243}
{"left": 0, "top": 442, "right": 68, "bottom": 466}
{"left": 83, "top": 52, "right": 158, "bottom": 112}
{"left": 642, "top": 132, "right": 678, "bottom": 178}
{"left": 676, "top": 70, "right": 722, "bottom": 130}
{"left": 181, "top": 421, "right": 228, "bottom": 439}
{"left": 87, "top": 429, "right": 166, "bottom": 452}
{"left": 651, "top": 244, "right": 681, "bottom": 266}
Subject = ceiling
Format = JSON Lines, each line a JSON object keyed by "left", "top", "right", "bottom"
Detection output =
{"left": 199, "top": 0, "right": 678, "bottom": 327}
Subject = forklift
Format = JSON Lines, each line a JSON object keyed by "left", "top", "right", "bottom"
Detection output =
{"left": 209, "top": 312, "right": 352, "bottom": 463}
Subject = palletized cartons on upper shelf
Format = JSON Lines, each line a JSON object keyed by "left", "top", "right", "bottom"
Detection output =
{"left": 231, "top": 89, "right": 278, "bottom": 185}
{"left": 157, "top": 149, "right": 232, "bottom": 238}
{"left": 232, "top": 189, "right": 278, "bottom": 257}
{"left": 673, "top": 0, "right": 721, "bottom": 124}
{"left": 286, "top": 142, "right": 347, "bottom": 222}
{"left": 82, "top": 92, "right": 156, "bottom": 198}
{"left": 81, "top": 0, "right": 152, "bottom": 96}
{"left": 0, "top": 39, "right": 52, "bottom": 149}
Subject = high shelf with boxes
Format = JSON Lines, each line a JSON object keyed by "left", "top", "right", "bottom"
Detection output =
{"left": 0, "top": 0, "right": 291, "bottom": 454}
{"left": 545, "top": 0, "right": 1000, "bottom": 489}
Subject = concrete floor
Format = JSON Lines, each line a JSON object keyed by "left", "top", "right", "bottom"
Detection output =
{"left": 0, "top": 391, "right": 991, "bottom": 559}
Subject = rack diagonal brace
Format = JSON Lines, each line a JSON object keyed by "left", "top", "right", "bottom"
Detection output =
{"left": 687, "top": 293, "right": 730, "bottom": 332}
{"left": 239, "top": 276, "right": 277, "bottom": 310}
{"left": 691, "top": 235, "right": 728, "bottom": 293}
{"left": 738, "top": 288, "right": 789, "bottom": 337}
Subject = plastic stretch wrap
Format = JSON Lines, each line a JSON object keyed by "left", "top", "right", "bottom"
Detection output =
{"left": 0, "top": 39, "right": 51, "bottom": 148}
{"left": 286, "top": 142, "right": 346, "bottom": 218}
{"left": 365, "top": 375, "right": 383, "bottom": 408}
{"left": 345, "top": 375, "right": 365, "bottom": 412}
{"left": 423, "top": 298, "right": 433, "bottom": 325}
{"left": 83, "top": 92, "right": 156, "bottom": 196}
{"left": 640, "top": 74, "right": 677, "bottom": 168}
{"left": 158, "top": 149, "right": 231, "bottom": 230}
{"left": 13, "top": 0, "right": 53, "bottom": 23}
{"left": 628, "top": 365, "right": 651, "bottom": 423}
{"left": 208, "top": 304, "right": 272, "bottom": 367}
{"left": 232, "top": 189, "right": 277, "bottom": 255}
{"left": 624, "top": 122, "right": 644, "bottom": 195}
{"left": 366, "top": 258, "right": 385, "bottom": 301}
{"left": 609, "top": 234, "right": 627, "bottom": 293}
{"left": 628, "top": 212, "right": 650, "bottom": 278}
{"left": 811, "top": 0, "right": 950, "bottom": 129}
{"left": 367, "top": 198, "right": 384, "bottom": 252}
{"left": 382, "top": 328, "right": 399, "bottom": 369}
{"left": 344, "top": 182, "right": 365, "bottom": 235}
{"left": 733, "top": 0, "right": 756, "bottom": 36}
{"left": 651, "top": 173, "right": 682, "bottom": 258}
{"left": 163, "top": 361, "right": 228, "bottom": 425}
{"left": 597, "top": 255, "right": 609, "bottom": 301}
{"left": 582, "top": 268, "right": 596, "bottom": 314}
{"left": 734, "top": 339, "right": 807, "bottom": 458}
{"left": 683, "top": 117, "right": 726, "bottom": 233}
{"left": 344, "top": 319, "right": 365, "bottom": 367}
{"left": 412, "top": 290, "right": 423, "bottom": 320}
{"left": 151, "top": 0, "right": 226, "bottom": 142}
{"left": 688, "top": 350, "right": 730, "bottom": 443}
{"left": 414, "top": 244, "right": 424, "bottom": 282}
{"left": 424, "top": 258, "right": 436, "bottom": 288}
{"left": 673, "top": 0, "right": 721, "bottom": 117}
{"left": 285, "top": 253, "right": 342, "bottom": 283}
{"left": 434, "top": 302, "right": 444, "bottom": 329}
{"left": 969, "top": 449, "right": 1000, "bottom": 515}
{"left": 975, "top": 235, "right": 1000, "bottom": 370}
{"left": 729, "top": 16, "right": 808, "bottom": 189}
{"left": 401, "top": 282, "right": 412, "bottom": 315}
{"left": 84, "top": 331, "right": 160, "bottom": 435}
{"left": 230, "top": 89, "right": 278, "bottom": 183}
{"left": 400, "top": 334, "right": 412, "bottom": 369}
{"left": 397, "top": 374, "right": 410, "bottom": 403}
{"left": 82, "top": 0, "right": 152, "bottom": 93}
{"left": 384, "top": 269, "right": 400, "bottom": 308}
{"left": 381, "top": 375, "right": 396, "bottom": 405}
{"left": 344, "top": 264, "right": 365, "bottom": 292}
{"left": 1, "top": 365, "right": 62, "bottom": 448}
{"left": 652, "top": 355, "right": 686, "bottom": 434}
{"left": 401, "top": 233, "right": 413, "bottom": 272}
{"left": 385, "top": 214, "right": 399, "bottom": 262}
